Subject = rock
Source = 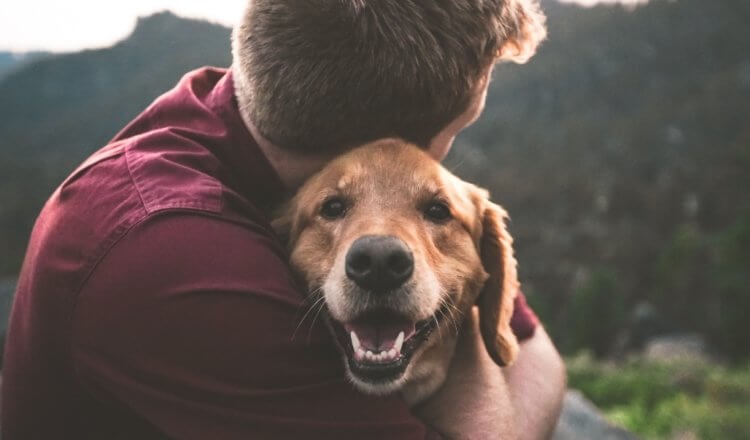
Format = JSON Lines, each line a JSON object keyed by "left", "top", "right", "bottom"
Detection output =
{"left": 643, "top": 333, "right": 708, "bottom": 363}
{"left": 553, "top": 390, "right": 638, "bottom": 440}
{"left": 612, "top": 301, "right": 667, "bottom": 357}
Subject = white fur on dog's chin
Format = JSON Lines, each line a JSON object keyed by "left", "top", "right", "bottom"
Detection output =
{"left": 343, "top": 359, "right": 409, "bottom": 395}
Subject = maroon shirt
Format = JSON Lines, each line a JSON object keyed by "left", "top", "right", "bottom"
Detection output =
{"left": 2, "top": 67, "right": 538, "bottom": 439}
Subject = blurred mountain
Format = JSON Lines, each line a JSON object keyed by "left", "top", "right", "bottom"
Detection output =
{"left": 0, "top": 11, "right": 231, "bottom": 160}
{"left": 0, "top": 11, "right": 232, "bottom": 275}
{"left": 0, "top": 53, "right": 19, "bottom": 78}
{"left": 0, "top": 2, "right": 748, "bottom": 357}
{"left": 0, "top": 51, "right": 49, "bottom": 80}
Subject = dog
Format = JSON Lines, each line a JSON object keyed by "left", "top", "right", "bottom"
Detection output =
{"left": 273, "top": 139, "right": 520, "bottom": 405}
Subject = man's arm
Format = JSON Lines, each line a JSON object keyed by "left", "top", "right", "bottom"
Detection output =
{"left": 416, "top": 309, "right": 565, "bottom": 439}
{"left": 505, "top": 326, "right": 566, "bottom": 440}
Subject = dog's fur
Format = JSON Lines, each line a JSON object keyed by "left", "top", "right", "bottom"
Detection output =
{"left": 274, "top": 140, "right": 520, "bottom": 405}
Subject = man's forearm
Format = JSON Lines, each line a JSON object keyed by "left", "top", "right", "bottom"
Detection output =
{"left": 416, "top": 311, "right": 565, "bottom": 439}
{"left": 505, "top": 326, "right": 566, "bottom": 440}
{"left": 415, "top": 308, "right": 517, "bottom": 438}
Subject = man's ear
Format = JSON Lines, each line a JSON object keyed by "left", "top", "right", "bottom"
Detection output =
{"left": 496, "top": 0, "right": 547, "bottom": 64}
{"left": 477, "top": 201, "right": 520, "bottom": 366}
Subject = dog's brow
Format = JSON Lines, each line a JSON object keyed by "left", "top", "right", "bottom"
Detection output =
{"left": 422, "top": 184, "right": 448, "bottom": 203}
{"left": 316, "top": 188, "right": 343, "bottom": 202}
{"left": 337, "top": 176, "right": 349, "bottom": 190}
{"left": 411, "top": 177, "right": 441, "bottom": 198}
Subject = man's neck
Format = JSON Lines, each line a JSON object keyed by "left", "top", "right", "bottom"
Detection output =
{"left": 233, "top": 64, "right": 333, "bottom": 192}
{"left": 242, "top": 115, "right": 333, "bottom": 192}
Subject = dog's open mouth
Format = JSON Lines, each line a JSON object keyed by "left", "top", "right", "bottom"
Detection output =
{"left": 330, "top": 307, "right": 445, "bottom": 384}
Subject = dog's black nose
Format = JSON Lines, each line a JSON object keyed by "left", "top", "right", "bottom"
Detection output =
{"left": 345, "top": 235, "right": 414, "bottom": 292}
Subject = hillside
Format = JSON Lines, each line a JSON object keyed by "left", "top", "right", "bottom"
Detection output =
{"left": 1, "top": 2, "right": 748, "bottom": 358}
{"left": 0, "top": 53, "right": 18, "bottom": 79}
{"left": 0, "top": 51, "right": 48, "bottom": 80}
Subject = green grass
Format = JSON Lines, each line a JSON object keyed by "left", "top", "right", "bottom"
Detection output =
{"left": 566, "top": 354, "right": 750, "bottom": 439}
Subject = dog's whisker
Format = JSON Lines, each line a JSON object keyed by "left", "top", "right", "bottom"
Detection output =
{"left": 443, "top": 293, "right": 462, "bottom": 315}
{"left": 305, "top": 287, "right": 323, "bottom": 303}
{"left": 432, "top": 312, "right": 444, "bottom": 342}
{"left": 293, "top": 289, "right": 324, "bottom": 324}
{"left": 447, "top": 157, "right": 466, "bottom": 173}
{"left": 447, "top": 310, "right": 460, "bottom": 337}
{"left": 295, "top": 287, "right": 322, "bottom": 312}
{"left": 306, "top": 299, "right": 328, "bottom": 344}
{"left": 292, "top": 293, "right": 326, "bottom": 341}
{"left": 447, "top": 302, "right": 463, "bottom": 322}
{"left": 439, "top": 296, "right": 462, "bottom": 336}
{"left": 440, "top": 306, "right": 457, "bottom": 337}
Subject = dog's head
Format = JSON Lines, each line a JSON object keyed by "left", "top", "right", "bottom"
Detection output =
{"left": 274, "top": 140, "right": 519, "bottom": 401}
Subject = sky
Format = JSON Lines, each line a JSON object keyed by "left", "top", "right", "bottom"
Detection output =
{"left": 0, "top": 0, "right": 649, "bottom": 53}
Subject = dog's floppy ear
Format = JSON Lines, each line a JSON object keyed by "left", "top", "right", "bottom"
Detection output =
{"left": 477, "top": 202, "right": 520, "bottom": 366}
{"left": 496, "top": 0, "right": 547, "bottom": 64}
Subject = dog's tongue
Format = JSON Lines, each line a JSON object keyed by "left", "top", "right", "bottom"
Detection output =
{"left": 343, "top": 313, "right": 416, "bottom": 352}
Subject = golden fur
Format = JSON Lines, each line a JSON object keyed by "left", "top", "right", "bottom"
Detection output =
{"left": 274, "top": 140, "right": 520, "bottom": 404}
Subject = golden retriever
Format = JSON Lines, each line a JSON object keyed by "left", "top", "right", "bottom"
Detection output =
{"left": 273, "top": 139, "right": 520, "bottom": 405}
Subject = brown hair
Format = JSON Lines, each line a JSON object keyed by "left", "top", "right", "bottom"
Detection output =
{"left": 232, "top": 0, "right": 546, "bottom": 153}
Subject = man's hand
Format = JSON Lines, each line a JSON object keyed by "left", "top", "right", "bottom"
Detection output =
{"left": 415, "top": 308, "right": 565, "bottom": 439}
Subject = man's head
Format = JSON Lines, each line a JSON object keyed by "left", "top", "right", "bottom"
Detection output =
{"left": 232, "top": 0, "right": 546, "bottom": 156}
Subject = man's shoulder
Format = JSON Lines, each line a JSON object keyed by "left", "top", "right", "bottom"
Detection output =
{"left": 113, "top": 67, "right": 246, "bottom": 216}
{"left": 109, "top": 66, "right": 281, "bottom": 220}
{"left": 79, "top": 212, "right": 294, "bottom": 305}
{"left": 20, "top": 65, "right": 282, "bottom": 307}
{"left": 58, "top": 65, "right": 275, "bottom": 249}
{"left": 41, "top": 144, "right": 281, "bottom": 302}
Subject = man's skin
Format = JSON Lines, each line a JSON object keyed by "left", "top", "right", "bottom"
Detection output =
{"left": 245, "top": 65, "right": 567, "bottom": 438}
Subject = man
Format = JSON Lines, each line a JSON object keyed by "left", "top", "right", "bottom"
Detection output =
{"left": 2, "top": 0, "right": 564, "bottom": 438}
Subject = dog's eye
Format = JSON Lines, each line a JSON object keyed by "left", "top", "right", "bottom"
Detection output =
{"left": 424, "top": 201, "right": 452, "bottom": 223}
{"left": 320, "top": 198, "right": 348, "bottom": 220}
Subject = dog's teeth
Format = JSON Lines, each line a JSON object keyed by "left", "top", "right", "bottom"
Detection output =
{"left": 360, "top": 348, "right": 403, "bottom": 364}
{"left": 394, "top": 331, "right": 405, "bottom": 353}
{"left": 350, "top": 331, "right": 361, "bottom": 352}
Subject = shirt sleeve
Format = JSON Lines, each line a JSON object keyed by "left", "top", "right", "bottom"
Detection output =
{"left": 71, "top": 213, "right": 442, "bottom": 440}
{"left": 511, "top": 291, "right": 539, "bottom": 342}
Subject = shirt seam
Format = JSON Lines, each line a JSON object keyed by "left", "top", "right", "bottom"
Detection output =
{"left": 123, "top": 139, "right": 225, "bottom": 215}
